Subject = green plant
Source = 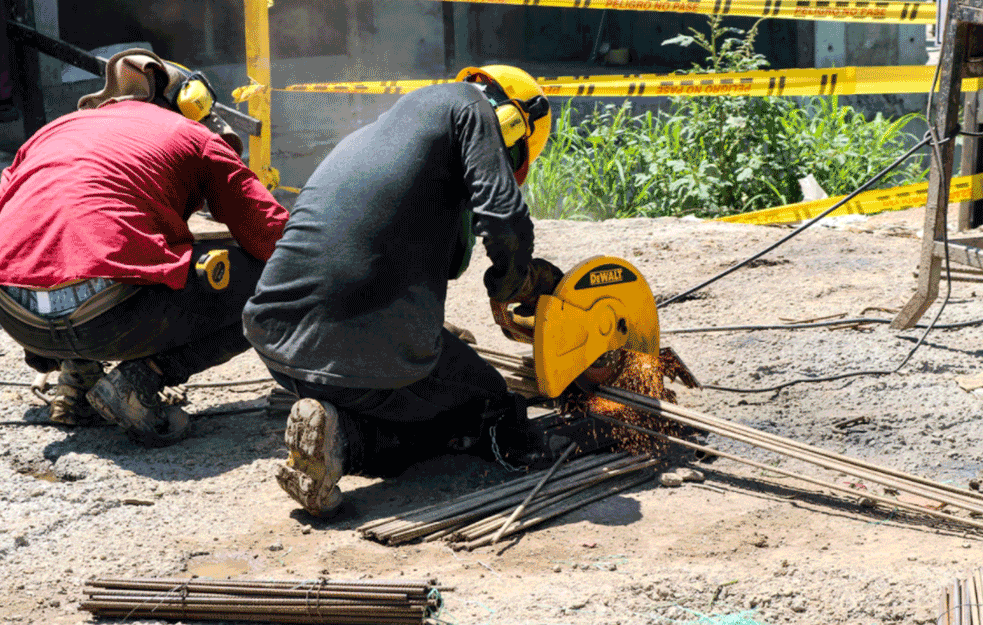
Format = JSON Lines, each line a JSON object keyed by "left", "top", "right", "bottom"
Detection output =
{"left": 777, "top": 95, "right": 927, "bottom": 197}
{"left": 524, "top": 16, "right": 928, "bottom": 221}
{"left": 522, "top": 101, "right": 592, "bottom": 220}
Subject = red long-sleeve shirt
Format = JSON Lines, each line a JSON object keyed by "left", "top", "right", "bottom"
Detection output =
{"left": 0, "top": 100, "right": 288, "bottom": 289}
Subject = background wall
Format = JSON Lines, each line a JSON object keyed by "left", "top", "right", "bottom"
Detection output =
{"left": 0, "top": 0, "right": 928, "bottom": 193}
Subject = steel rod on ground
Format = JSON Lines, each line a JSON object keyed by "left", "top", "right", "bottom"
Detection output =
{"left": 81, "top": 577, "right": 442, "bottom": 624}
{"left": 586, "top": 394, "right": 983, "bottom": 531}
{"left": 597, "top": 385, "right": 983, "bottom": 513}
{"left": 490, "top": 441, "right": 577, "bottom": 544}
{"left": 358, "top": 453, "right": 659, "bottom": 546}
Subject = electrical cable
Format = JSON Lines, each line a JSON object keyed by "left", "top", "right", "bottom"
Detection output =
{"left": 658, "top": 134, "right": 932, "bottom": 308}
{"left": 662, "top": 312, "right": 983, "bottom": 334}
{"left": 0, "top": 376, "right": 276, "bottom": 390}
{"left": 700, "top": 61, "right": 956, "bottom": 395}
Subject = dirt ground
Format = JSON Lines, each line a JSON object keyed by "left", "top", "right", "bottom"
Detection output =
{"left": 3, "top": 205, "right": 983, "bottom": 625}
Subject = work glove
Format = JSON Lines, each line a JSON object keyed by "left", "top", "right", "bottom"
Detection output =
{"left": 511, "top": 258, "right": 563, "bottom": 315}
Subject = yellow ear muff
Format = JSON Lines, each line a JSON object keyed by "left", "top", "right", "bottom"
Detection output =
{"left": 176, "top": 79, "right": 214, "bottom": 122}
{"left": 496, "top": 103, "right": 527, "bottom": 148}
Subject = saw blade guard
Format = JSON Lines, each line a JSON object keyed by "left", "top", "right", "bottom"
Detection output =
{"left": 533, "top": 256, "right": 660, "bottom": 397}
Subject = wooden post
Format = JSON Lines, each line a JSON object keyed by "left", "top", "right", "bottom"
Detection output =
{"left": 958, "top": 27, "right": 983, "bottom": 231}
{"left": 892, "top": 0, "right": 983, "bottom": 330}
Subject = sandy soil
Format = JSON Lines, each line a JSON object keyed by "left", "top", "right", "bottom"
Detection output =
{"left": 2, "top": 206, "right": 983, "bottom": 625}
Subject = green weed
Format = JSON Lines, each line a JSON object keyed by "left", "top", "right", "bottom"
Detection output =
{"left": 524, "top": 16, "right": 928, "bottom": 220}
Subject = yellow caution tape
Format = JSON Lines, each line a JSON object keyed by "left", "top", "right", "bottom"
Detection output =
{"left": 716, "top": 174, "right": 983, "bottom": 226}
{"left": 232, "top": 82, "right": 268, "bottom": 103}
{"left": 541, "top": 66, "right": 983, "bottom": 97}
{"left": 264, "top": 66, "right": 981, "bottom": 99}
{"left": 280, "top": 78, "right": 456, "bottom": 96}
{"left": 257, "top": 165, "right": 280, "bottom": 192}
{"left": 432, "top": 0, "right": 933, "bottom": 24}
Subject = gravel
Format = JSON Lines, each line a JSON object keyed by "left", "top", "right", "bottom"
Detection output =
{"left": 1, "top": 208, "right": 982, "bottom": 624}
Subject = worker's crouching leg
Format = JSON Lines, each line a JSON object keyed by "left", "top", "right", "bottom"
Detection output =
{"left": 86, "top": 357, "right": 191, "bottom": 448}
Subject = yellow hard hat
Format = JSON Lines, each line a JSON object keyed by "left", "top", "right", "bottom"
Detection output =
{"left": 456, "top": 65, "right": 551, "bottom": 185}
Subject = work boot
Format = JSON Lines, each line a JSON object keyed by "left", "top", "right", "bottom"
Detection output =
{"left": 49, "top": 360, "right": 104, "bottom": 425}
{"left": 85, "top": 359, "right": 190, "bottom": 448}
{"left": 276, "top": 398, "right": 346, "bottom": 518}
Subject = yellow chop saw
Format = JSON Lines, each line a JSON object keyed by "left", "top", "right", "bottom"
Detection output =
{"left": 485, "top": 255, "right": 701, "bottom": 462}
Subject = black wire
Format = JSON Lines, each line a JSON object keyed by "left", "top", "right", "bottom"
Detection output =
{"left": 702, "top": 61, "right": 956, "bottom": 395}
{"left": 658, "top": 135, "right": 932, "bottom": 308}
{"left": 662, "top": 312, "right": 983, "bottom": 334}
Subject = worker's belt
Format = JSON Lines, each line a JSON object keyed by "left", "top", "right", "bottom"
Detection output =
{"left": 0, "top": 279, "right": 141, "bottom": 329}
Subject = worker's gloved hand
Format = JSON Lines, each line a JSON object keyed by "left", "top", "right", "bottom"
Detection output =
{"left": 511, "top": 258, "right": 563, "bottom": 314}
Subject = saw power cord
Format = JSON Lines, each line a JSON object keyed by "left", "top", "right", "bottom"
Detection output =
{"left": 698, "top": 60, "right": 958, "bottom": 394}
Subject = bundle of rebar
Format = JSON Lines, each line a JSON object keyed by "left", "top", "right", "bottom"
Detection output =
{"left": 80, "top": 577, "right": 443, "bottom": 624}
{"left": 474, "top": 344, "right": 983, "bottom": 532}
{"left": 358, "top": 451, "right": 659, "bottom": 550}
{"left": 593, "top": 384, "right": 983, "bottom": 530}
{"left": 937, "top": 569, "right": 983, "bottom": 625}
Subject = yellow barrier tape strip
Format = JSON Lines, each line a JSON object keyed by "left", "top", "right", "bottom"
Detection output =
{"left": 267, "top": 66, "right": 983, "bottom": 99}
{"left": 716, "top": 174, "right": 983, "bottom": 226}
{"left": 432, "top": 0, "right": 934, "bottom": 24}
{"left": 280, "top": 78, "right": 456, "bottom": 96}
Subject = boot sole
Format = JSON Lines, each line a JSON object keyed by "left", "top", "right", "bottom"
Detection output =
{"left": 277, "top": 398, "right": 343, "bottom": 517}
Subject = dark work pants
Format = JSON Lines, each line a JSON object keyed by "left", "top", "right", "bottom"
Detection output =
{"left": 269, "top": 329, "right": 512, "bottom": 476}
{"left": 0, "top": 242, "right": 264, "bottom": 388}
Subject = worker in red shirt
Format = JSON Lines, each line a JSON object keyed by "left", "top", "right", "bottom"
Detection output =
{"left": 0, "top": 49, "right": 288, "bottom": 447}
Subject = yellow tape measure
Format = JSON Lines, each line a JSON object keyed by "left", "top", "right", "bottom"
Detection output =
{"left": 716, "top": 174, "right": 983, "bottom": 226}
{"left": 195, "top": 249, "right": 231, "bottom": 291}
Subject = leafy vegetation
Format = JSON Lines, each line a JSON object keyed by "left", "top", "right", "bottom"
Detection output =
{"left": 523, "top": 17, "right": 928, "bottom": 220}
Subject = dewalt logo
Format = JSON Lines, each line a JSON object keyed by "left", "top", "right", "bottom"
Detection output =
{"left": 589, "top": 268, "right": 623, "bottom": 286}
{"left": 574, "top": 263, "right": 638, "bottom": 290}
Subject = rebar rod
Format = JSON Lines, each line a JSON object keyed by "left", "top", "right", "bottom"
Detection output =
{"left": 358, "top": 453, "right": 629, "bottom": 539}
{"left": 459, "top": 472, "right": 655, "bottom": 550}
{"left": 597, "top": 386, "right": 983, "bottom": 515}
{"left": 449, "top": 457, "right": 661, "bottom": 542}
{"left": 587, "top": 410, "right": 983, "bottom": 531}
{"left": 610, "top": 386, "right": 983, "bottom": 504}
{"left": 371, "top": 455, "right": 650, "bottom": 544}
{"left": 492, "top": 441, "right": 578, "bottom": 544}
{"left": 379, "top": 455, "right": 645, "bottom": 545}
{"left": 82, "top": 577, "right": 439, "bottom": 625}
{"left": 90, "top": 577, "right": 435, "bottom": 589}
{"left": 363, "top": 451, "right": 621, "bottom": 529}
{"left": 87, "top": 610, "right": 423, "bottom": 624}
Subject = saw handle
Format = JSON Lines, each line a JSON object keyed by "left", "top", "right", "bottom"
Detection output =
{"left": 490, "top": 300, "right": 535, "bottom": 344}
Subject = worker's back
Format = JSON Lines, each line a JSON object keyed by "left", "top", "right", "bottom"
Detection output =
{"left": 245, "top": 81, "right": 524, "bottom": 389}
